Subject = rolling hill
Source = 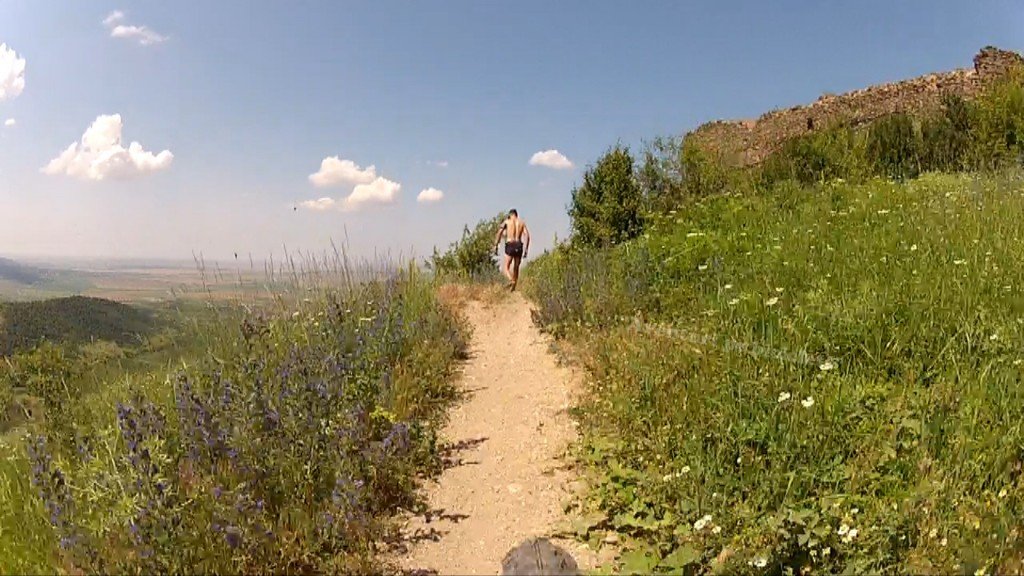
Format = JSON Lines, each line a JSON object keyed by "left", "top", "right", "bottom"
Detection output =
{"left": 0, "top": 296, "right": 157, "bottom": 356}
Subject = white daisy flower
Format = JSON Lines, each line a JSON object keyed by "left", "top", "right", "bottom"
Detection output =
{"left": 693, "top": 514, "right": 713, "bottom": 531}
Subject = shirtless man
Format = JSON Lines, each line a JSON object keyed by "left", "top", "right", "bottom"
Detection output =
{"left": 493, "top": 209, "right": 530, "bottom": 291}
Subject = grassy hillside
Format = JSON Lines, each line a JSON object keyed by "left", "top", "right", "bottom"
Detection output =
{"left": 526, "top": 172, "right": 1024, "bottom": 574}
{"left": 0, "top": 296, "right": 157, "bottom": 356}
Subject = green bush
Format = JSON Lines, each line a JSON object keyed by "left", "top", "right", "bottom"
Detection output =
{"left": 920, "top": 94, "right": 975, "bottom": 172}
{"left": 680, "top": 138, "right": 731, "bottom": 197}
{"left": 427, "top": 213, "right": 506, "bottom": 280}
{"left": 638, "top": 136, "right": 685, "bottom": 214}
{"left": 569, "top": 145, "right": 645, "bottom": 247}
{"left": 2, "top": 342, "right": 81, "bottom": 441}
{"left": 866, "top": 113, "right": 922, "bottom": 180}
{"left": 758, "top": 121, "right": 868, "bottom": 188}
{"left": 973, "top": 66, "right": 1024, "bottom": 170}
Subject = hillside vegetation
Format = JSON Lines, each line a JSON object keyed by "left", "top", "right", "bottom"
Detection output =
{"left": 0, "top": 296, "right": 157, "bottom": 356}
{"left": 524, "top": 61, "right": 1024, "bottom": 573}
{"left": 0, "top": 265, "right": 467, "bottom": 574}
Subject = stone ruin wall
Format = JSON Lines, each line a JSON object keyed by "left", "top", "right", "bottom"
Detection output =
{"left": 688, "top": 47, "right": 1024, "bottom": 167}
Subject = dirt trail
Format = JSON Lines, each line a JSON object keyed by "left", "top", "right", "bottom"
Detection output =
{"left": 396, "top": 292, "right": 599, "bottom": 575}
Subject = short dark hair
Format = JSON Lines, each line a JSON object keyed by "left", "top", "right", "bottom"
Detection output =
{"left": 509, "top": 209, "right": 518, "bottom": 216}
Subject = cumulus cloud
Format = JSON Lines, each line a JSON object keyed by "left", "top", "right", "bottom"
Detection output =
{"left": 529, "top": 149, "right": 573, "bottom": 170}
{"left": 103, "top": 10, "right": 168, "bottom": 45}
{"left": 299, "top": 197, "right": 338, "bottom": 211}
{"left": 0, "top": 44, "right": 26, "bottom": 101}
{"left": 300, "top": 176, "right": 402, "bottom": 212}
{"left": 42, "top": 114, "right": 173, "bottom": 181}
{"left": 4, "top": 118, "right": 14, "bottom": 127}
{"left": 417, "top": 187, "right": 444, "bottom": 203}
{"left": 308, "top": 156, "right": 377, "bottom": 188}
{"left": 347, "top": 177, "right": 401, "bottom": 209}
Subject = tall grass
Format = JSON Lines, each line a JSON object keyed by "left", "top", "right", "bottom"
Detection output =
{"left": 0, "top": 252, "right": 467, "bottom": 573}
{"left": 526, "top": 172, "right": 1024, "bottom": 574}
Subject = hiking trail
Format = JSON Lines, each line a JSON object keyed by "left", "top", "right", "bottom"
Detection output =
{"left": 395, "top": 292, "right": 603, "bottom": 575}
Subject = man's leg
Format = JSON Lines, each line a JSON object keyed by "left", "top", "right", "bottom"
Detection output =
{"left": 503, "top": 254, "right": 513, "bottom": 283}
{"left": 511, "top": 256, "right": 522, "bottom": 290}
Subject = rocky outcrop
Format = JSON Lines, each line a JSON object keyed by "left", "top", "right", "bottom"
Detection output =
{"left": 688, "top": 47, "right": 1023, "bottom": 167}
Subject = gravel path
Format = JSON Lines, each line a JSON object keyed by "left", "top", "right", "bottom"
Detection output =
{"left": 396, "top": 292, "right": 598, "bottom": 575}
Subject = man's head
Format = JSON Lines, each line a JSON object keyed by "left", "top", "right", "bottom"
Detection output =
{"left": 509, "top": 209, "right": 518, "bottom": 217}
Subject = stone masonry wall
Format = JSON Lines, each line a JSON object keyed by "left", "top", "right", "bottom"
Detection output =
{"left": 688, "top": 47, "right": 1024, "bottom": 167}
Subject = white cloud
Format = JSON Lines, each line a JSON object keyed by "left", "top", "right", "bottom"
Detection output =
{"left": 300, "top": 176, "right": 402, "bottom": 213}
{"left": 299, "top": 197, "right": 338, "bottom": 211}
{"left": 103, "top": 10, "right": 125, "bottom": 27}
{"left": 0, "top": 44, "right": 26, "bottom": 101}
{"left": 346, "top": 177, "right": 401, "bottom": 209}
{"left": 103, "top": 10, "right": 167, "bottom": 45}
{"left": 428, "top": 160, "right": 449, "bottom": 168}
{"left": 110, "top": 25, "right": 168, "bottom": 45}
{"left": 309, "top": 156, "right": 377, "bottom": 188}
{"left": 42, "top": 113, "right": 173, "bottom": 181}
{"left": 529, "top": 149, "right": 573, "bottom": 170}
{"left": 3, "top": 118, "right": 14, "bottom": 127}
{"left": 417, "top": 187, "right": 444, "bottom": 203}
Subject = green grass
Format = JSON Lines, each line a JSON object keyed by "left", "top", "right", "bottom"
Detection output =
{"left": 526, "top": 171, "right": 1024, "bottom": 574}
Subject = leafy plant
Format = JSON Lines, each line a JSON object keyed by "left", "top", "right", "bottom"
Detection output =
{"left": 569, "top": 145, "right": 646, "bottom": 247}
{"left": 866, "top": 113, "right": 922, "bottom": 180}
{"left": 428, "top": 213, "right": 506, "bottom": 280}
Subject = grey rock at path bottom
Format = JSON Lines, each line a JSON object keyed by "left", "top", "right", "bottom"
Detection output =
{"left": 500, "top": 537, "right": 579, "bottom": 576}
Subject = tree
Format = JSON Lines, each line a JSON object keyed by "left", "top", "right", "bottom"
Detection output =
{"left": 638, "top": 136, "right": 685, "bottom": 214}
{"left": 427, "top": 213, "right": 506, "bottom": 279}
{"left": 568, "top": 145, "right": 644, "bottom": 247}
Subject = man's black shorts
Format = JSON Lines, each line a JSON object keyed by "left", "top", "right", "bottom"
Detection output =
{"left": 505, "top": 240, "right": 524, "bottom": 258}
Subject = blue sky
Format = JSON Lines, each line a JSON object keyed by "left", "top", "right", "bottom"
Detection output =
{"left": 0, "top": 1, "right": 1021, "bottom": 263}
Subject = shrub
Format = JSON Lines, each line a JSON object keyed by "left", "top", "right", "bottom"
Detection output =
{"left": 757, "top": 122, "right": 868, "bottom": 188}
{"left": 638, "top": 136, "right": 685, "bottom": 214}
{"left": 428, "top": 213, "right": 506, "bottom": 280}
{"left": 866, "top": 113, "right": 922, "bottom": 180}
{"left": 569, "top": 145, "right": 645, "bottom": 247}
{"left": 680, "top": 138, "right": 731, "bottom": 197}
{"left": 973, "top": 66, "right": 1024, "bottom": 170}
{"left": 920, "top": 94, "right": 975, "bottom": 172}
{"left": 2, "top": 342, "right": 81, "bottom": 441}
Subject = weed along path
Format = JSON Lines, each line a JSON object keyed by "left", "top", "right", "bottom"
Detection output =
{"left": 396, "top": 291, "right": 598, "bottom": 575}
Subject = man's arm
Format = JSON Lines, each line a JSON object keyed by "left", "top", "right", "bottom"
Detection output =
{"left": 522, "top": 224, "right": 531, "bottom": 258}
{"left": 493, "top": 221, "right": 506, "bottom": 254}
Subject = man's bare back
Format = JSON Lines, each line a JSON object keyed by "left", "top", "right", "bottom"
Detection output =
{"left": 494, "top": 209, "right": 530, "bottom": 291}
